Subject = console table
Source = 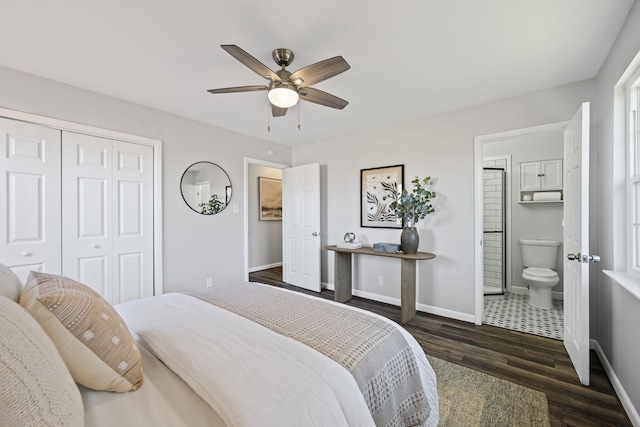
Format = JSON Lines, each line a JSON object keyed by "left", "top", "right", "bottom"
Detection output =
{"left": 325, "top": 245, "right": 436, "bottom": 323}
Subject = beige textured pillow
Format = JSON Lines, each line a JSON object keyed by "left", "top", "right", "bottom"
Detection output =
{"left": 0, "top": 296, "right": 84, "bottom": 426}
{"left": 0, "top": 263, "right": 22, "bottom": 302}
{"left": 20, "top": 272, "right": 144, "bottom": 392}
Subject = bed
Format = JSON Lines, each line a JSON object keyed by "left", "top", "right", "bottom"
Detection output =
{"left": 0, "top": 264, "right": 439, "bottom": 427}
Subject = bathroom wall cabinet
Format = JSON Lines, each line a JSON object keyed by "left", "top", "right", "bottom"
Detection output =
{"left": 519, "top": 159, "right": 563, "bottom": 203}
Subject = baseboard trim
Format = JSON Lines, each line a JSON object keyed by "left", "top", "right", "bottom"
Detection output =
{"left": 510, "top": 285, "right": 564, "bottom": 300}
{"left": 248, "top": 262, "right": 282, "bottom": 273}
{"left": 511, "top": 286, "right": 528, "bottom": 295}
{"left": 322, "top": 283, "right": 475, "bottom": 324}
{"left": 592, "top": 339, "right": 640, "bottom": 426}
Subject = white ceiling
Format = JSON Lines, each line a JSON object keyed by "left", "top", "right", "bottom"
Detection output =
{"left": 0, "top": 0, "right": 634, "bottom": 147}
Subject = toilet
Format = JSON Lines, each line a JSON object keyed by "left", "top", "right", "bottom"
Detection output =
{"left": 519, "top": 239, "right": 560, "bottom": 309}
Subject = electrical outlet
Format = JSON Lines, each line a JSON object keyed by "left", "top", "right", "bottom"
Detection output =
{"left": 206, "top": 277, "right": 213, "bottom": 288}
{"left": 378, "top": 276, "right": 384, "bottom": 286}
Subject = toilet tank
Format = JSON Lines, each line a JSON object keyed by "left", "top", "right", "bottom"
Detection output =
{"left": 519, "top": 239, "right": 560, "bottom": 269}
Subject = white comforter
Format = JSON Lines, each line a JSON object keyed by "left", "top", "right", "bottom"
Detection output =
{"left": 116, "top": 289, "right": 438, "bottom": 427}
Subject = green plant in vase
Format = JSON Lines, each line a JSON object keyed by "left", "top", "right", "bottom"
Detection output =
{"left": 389, "top": 176, "right": 436, "bottom": 254}
{"left": 199, "top": 193, "right": 224, "bottom": 215}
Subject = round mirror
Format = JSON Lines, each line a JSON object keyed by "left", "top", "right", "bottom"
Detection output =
{"left": 180, "top": 161, "right": 232, "bottom": 215}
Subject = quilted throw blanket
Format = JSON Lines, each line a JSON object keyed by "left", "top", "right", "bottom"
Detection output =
{"left": 189, "top": 281, "right": 431, "bottom": 427}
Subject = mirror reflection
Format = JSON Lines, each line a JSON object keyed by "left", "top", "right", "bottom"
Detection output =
{"left": 180, "top": 161, "right": 232, "bottom": 215}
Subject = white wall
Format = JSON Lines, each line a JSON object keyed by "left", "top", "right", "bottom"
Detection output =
{"left": 595, "top": 0, "right": 640, "bottom": 422}
{"left": 293, "top": 78, "right": 596, "bottom": 320}
{"left": 0, "top": 65, "right": 292, "bottom": 293}
{"left": 248, "top": 165, "right": 283, "bottom": 270}
{"left": 484, "top": 132, "right": 565, "bottom": 295}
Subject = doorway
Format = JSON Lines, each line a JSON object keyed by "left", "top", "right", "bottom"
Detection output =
{"left": 474, "top": 122, "right": 568, "bottom": 340}
{"left": 243, "top": 158, "right": 288, "bottom": 281}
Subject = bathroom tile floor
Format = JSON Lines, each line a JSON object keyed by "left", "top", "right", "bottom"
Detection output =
{"left": 483, "top": 292, "right": 564, "bottom": 340}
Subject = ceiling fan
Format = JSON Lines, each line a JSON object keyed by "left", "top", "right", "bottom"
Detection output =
{"left": 207, "top": 45, "right": 350, "bottom": 117}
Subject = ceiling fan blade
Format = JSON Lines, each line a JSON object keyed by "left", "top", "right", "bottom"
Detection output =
{"left": 271, "top": 104, "right": 288, "bottom": 117}
{"left": 299, "top": 87, "right": 348, "bottom": 110}
{"left": 221, "top": 45, "right": 281, "bottom": 82}
{"left": 289, "top": 56, "right": 350, "bottom": 87}
{"left": 207, "top": 85, "right": 268, "bottom": 94}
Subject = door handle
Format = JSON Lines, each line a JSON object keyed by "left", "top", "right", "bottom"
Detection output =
{"left": 312, "top": 232, "right": 318, "bottom": 236}
{"left": 567, "top": 253, "right": 581, "bottom": 262}
{"left": 567, "top": 253, "right": 601, "bottom": 263}
{"left": 91, "top": 244, "right": 100, "bottom": 249}
{"left": 21, "top": 251, "right": 32, "bottom": 257}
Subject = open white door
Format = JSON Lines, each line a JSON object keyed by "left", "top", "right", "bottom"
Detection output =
{"left": 564, "top": 102, "right": 598, "bottom": 386}
{"left": 283, "top": 163, "right": 321, "bottom": 292}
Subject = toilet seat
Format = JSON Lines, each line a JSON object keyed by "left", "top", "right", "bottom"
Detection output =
{"left": 523, "top": 267, "right": 558, "bottom": 279}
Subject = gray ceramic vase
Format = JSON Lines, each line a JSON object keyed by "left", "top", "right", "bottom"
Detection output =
{"left": 400, "top": 227, "right": 419, "bottom": 254}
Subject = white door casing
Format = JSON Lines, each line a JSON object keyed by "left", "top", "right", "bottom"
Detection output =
{"left": 563, "top": 102, "right": 591, "bottom": 386}
{"left": 0, "top": 118, "right": 62, "bottom": 282}
{"left": 283, "top": 163, "right": 321, "bottom": 292}
{"left": 474, "top": 122, "right": 569, "bottom": 325}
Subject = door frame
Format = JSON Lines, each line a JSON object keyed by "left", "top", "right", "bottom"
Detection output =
{"left": 243, "top": 157, "right": 289, "bottom": 281}
{"left": 473, "top": 121, "right": 569, "bottom": 324}
{"left": 0, "top": 107, "right": 164, "bottom": 295}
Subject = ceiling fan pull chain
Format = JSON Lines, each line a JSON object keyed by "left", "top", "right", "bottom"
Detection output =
{"left": 297, "top": 102, "right": 301, "bottom": 130}
{"left": 267, "top": 101, "right": 271, "bottom": 132}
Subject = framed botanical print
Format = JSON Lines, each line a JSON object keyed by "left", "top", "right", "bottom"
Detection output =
{"left": 360, "top": 164, "right": 404, "bottom": 228}
{"left": 258, "top": 177, "right": 282, "bottom": 221}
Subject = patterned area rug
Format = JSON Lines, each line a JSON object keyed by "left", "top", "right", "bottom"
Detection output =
{"left": 483, "top": 292, "right": 563, "bottom": 340}
{"left": 428, "top": 355, "right": 550, "bottom": 427}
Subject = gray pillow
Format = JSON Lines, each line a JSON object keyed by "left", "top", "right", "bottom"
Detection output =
{"left": 0, "top": 296, "right": 84, "bottom": 426}
{"left": 0, "top": 263, "right": 22, "bottom": 302}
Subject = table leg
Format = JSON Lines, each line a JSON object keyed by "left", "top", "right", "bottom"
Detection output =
{"left": 400, "top": 259, "right": 417, "bottom": 323}
{"left": 334, "top": 252, "right": 352, "bottom": 303}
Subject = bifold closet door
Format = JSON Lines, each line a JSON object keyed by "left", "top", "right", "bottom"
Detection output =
{"left": 62, "top": 132, "right": 153, "bottom": 304}
{"left": 112, "top": 140, "right": 153, "bottom": 304}
{"left": 62, "top": 132, "right": 114, "bottom": 300}
{"left": 0, "top": 118, "right": 61, "bottom": 282}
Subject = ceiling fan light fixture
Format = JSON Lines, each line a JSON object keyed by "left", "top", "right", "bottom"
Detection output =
{"left": 268, "top": 83, "right": 299, "bottom": 108}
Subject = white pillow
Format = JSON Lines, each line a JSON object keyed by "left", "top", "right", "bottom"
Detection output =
{"left": 0, "top": 263, "right": 22, "bottom": 302}
{"left": 0, "top": 296, "right": 84, "bottom": 426}
{"left": 20, "top": 272, "right": 144, "bottom": 392}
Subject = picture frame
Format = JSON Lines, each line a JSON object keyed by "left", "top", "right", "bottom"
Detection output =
{"left": 258, "top": 177, "right": 283, "bottom": 221}
{"left": 361, "top": 164, "right": 404, "bottom": 228}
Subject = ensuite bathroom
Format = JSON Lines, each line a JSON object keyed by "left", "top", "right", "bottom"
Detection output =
{"left": 482, "top": 130, "right": 565, "bottom": 340}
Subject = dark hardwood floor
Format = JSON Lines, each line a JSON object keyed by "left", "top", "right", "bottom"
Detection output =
{"left": 249, "top": 267, "right": 631, "bottom": 427}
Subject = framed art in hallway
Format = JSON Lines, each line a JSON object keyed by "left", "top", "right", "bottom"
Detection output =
{"left": 361, "top": 164, "right": 404, "bottom": 228}
{"left": 258, "top": 176, "right": 282, "bottom": 221}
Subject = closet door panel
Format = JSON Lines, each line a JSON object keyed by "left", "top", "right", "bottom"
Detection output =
{"left": 62, "top": 131, "right": 113, "bottom": 301}
{"left": 118, "top": 252, "right": 143, "bottom": 303}
{"left": 113, "top": 141, "right": 153, "bottom": 303}
{"left": 78, "top": 256, "right": 109, "bottom": 296}
{"left": 0, "top": 117, "right": 61, "bottom": 281}
{"left": 9, "top": 173, "right": 43, "bottom": 241}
